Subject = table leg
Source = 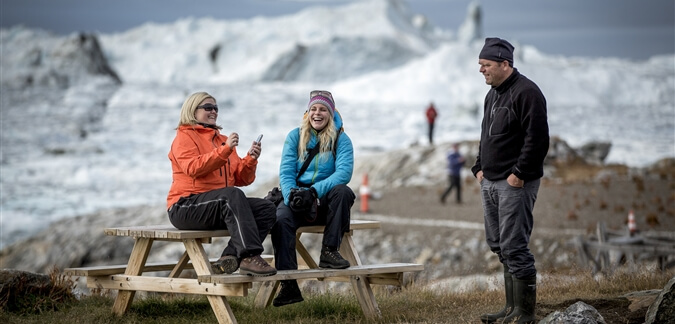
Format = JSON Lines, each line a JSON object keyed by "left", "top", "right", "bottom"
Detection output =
{"left": 341, "top": 232, "right": 382, "bottom": 319}
{"left": 254, "top": 232, "right": 310, "bottom": 308}
{"left": 296, "top": 233, "right": 319, "bottom": 268}
{"left": 112, "top": 237, "right": 153, "bottom": 316}
{"left": 350, "top": 275, "right": 381, "bottom": 319}
{"left": 254, "top": 281, "right": 280, "bottom": 308}
{"left": 340, "top": 231, "right": 361, "bottom": 266}
{"left": 183, "top": 238, "right": 238, "bottom": 324}
{"left": 168, "top": 251, "right": 190, "bottom": 278}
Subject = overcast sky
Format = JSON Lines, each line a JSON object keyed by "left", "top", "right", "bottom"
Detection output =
{"left": 1, "top": 0, "right": 673, "bottom": 60}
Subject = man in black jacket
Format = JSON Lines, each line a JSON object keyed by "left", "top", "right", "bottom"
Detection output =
{"left": 471, "top": 37, "right": 549, "bottom": 324}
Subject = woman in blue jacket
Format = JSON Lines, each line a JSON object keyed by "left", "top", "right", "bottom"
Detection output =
{"left": 271, "top": 90, "right": 355, "bottom": 307}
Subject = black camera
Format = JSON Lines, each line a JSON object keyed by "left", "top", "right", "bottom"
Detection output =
{"left": 290, "top": 189, "right": 304, "bottom": 209}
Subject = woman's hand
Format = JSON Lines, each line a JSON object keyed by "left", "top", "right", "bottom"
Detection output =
{"left": 248, "top": 141, "right": 261, "bottom": 160}
{"left": 226, "top": 133, "right": 239, "bottom": 148}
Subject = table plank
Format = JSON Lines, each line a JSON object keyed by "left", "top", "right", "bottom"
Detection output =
{"left": 88, "top": 275, "right": 249, "bottom": 296}
{"left": 200, "top": 263, "right": 424, "bottom": 284}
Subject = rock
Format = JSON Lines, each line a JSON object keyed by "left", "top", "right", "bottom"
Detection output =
{"left": 0, "top": 269, "right": 51, "bottom": 292}
{"left": 577, "top": 141, "right": 612, "bottom": 165}
{"left": 352, "top": 137, "right": 618, "bottom": 192}
{"left": 0, "top": 205, "right": 179, "bottom": 273}
{"left": 645, "top": 276, "right": 675, "bottom": 324}
{"left": 622, "top": 289, "right": 661, "bottom": 312}
{"left": 539, "top": 301, "right": 606, "bottom": 324}
{"left": 0, "top": 269, "right": 77, "bottom": 314}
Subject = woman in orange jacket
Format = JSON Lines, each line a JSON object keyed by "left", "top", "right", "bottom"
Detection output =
{"left": 166, "top": 91, "right": 276, "bottom": 277}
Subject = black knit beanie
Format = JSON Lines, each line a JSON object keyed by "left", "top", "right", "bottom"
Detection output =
{"left": 479, "top": 37, "right": 514, "bottom": 66}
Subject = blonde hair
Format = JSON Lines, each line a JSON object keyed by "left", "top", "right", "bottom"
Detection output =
{"left": 176, "top": 91, "right": 222, "bottom": 129}
{"left": 298, "top": 112, "right": 337, "bottom": 161}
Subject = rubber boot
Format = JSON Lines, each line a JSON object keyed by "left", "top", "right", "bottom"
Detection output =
{"left": 501, "top": 276, "right": 536, "bottom": 324}
{"left": 480, "top": 265, "right": 513, "bottom": 323}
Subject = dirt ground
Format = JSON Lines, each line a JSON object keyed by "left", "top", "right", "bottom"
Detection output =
{"left": 348, "top": 173, "right": 675, "bottom": 323}
{"left": 361, "top": 176, "right": 675, "bottom": 234}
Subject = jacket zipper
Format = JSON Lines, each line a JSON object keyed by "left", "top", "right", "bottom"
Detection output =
{"left": 213, "top": 133, "right": 229, "bottom": 187}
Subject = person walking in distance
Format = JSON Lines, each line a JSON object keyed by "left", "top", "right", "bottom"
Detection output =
{"left": 440, "top": 143, "right": 465, "bottom": 204}
{"left": 425, "top": 102, "right": 438, "bottom": 145}
{"left": 472, "top": 38, "right": 549, "bottom": 324}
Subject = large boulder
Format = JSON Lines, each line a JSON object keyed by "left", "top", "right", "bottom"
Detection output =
{"left": 0, "top": 205, "right": 173, "bottom": 273}
{"left": 539, "top": 301, "right": 606, "bottom": 324}
{"left": 645, "top": 276, "right": 675, "bottom": 324}
{"left": 0, "top": 269, "right": 72, "bottom": 314}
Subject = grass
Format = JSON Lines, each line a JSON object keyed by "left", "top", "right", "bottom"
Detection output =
{"left": 1, "top": 267, "right": 672, "bottom": 324}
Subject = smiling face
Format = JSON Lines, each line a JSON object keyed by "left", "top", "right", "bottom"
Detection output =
{"left": 479, "top": 59, "right": 511, "bottom": 87}
{"left": 308, "top": 103, "right": 332, "bottom": 131}
{"left": 194, "top": 98, "right": 218, "bottom": 125}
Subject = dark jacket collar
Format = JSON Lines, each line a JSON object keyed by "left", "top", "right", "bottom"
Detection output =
{"left": 494, "top": 68, "right": 520, "bottom": 94}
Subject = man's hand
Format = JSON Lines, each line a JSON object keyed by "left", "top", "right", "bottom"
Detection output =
{"left": 507, "top": 173, "right": 524, "bottom": 187}
{"left": 476, "top": 170, "right": 484, "bottom": 183}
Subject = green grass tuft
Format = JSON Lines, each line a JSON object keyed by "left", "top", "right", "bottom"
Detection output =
{"left": 1, "top": 267, "right": 672, "bottom": 323}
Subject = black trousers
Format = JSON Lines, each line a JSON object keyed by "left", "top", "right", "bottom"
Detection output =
{"left": 167, "top": 187, "right": 276, "bottom": 259}
{"left": 271, "top": 184, "right": 355, "bottom": 271}
{"left": 428, "top": 121, "right": 435, "bottom": 144}
{"left": 441, "top": 174, "right": 462, "bottom": 203}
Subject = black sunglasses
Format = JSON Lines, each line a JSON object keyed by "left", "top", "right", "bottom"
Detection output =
{"left": 197, "top": 104, "right": 218, "bottom": 112}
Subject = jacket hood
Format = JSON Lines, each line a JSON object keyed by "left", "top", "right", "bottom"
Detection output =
{"left": 333, "top": 109, "right": 344, "bottom": 131}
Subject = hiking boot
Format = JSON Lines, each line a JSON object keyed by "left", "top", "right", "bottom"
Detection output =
{"left": 212, "top": 255, "right": 239, "bottom": 275}
{"left": 273, "top": 280, "right": 304, "bottom": 307}
{"left": 239, "top": 255, "right": 277, "bottom": 277}
{"left": 319, "top": 247, "right": 350, "bottom": 269}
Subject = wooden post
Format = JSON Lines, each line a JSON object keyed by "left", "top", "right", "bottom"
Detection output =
{"left": 112, "top": 237, "right": 153, "bottom": 316}
{"left": 184, "top": 238, "right": 238, "bottom": 324}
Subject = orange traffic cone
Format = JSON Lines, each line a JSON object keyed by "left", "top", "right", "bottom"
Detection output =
{"left": 628, "top": 210, "right": 637, "bottom": 236}
{"left": 359, "top": 173, "right": 370, "bottom": 213}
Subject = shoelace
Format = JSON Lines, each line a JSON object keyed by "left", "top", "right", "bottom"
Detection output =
{"left": 247, "top": 256, "right": 266, "bottom": 267}
{"left": 324, "top": 250, "right": 342, "bottom": 261}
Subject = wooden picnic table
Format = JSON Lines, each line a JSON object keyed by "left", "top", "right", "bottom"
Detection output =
{"left": 65, "top": 220, "right": 423, "bottom": 324}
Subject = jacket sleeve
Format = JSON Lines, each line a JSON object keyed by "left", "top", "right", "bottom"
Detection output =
{"left": 279, "top": 129, "right": 300, "bottom": 205}
{"left": 230, "top": 150, "right": 258, "bottom": 187}
{"left": 310, "top": 132, "right": 354, "bottom": 198}
{"left": 471, "top": 96, "right": 489, "bottom": 177}
{"left": 170, "top": 130, "right": 233, "bottom": 178}
{"left": 512, "top": 87, "right": 549, "bottom": 180}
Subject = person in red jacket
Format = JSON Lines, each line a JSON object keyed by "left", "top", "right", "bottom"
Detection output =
{"left": 167, "top": 91, "right": 276, "bottom": 277}
{"left": 425, "top": 102, "right": 438, "bottom": 145}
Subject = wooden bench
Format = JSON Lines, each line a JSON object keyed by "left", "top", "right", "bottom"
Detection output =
{"left": 65, "top": 256, "right": 273, "bottom": 277}
{"left": 64, "top": 220, "right": 423, "bottom": 324}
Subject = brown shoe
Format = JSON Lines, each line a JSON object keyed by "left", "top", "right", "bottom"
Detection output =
{"left": 239, "top": 255, "right": 277, "bottom": 277}
{"left": 212, "top": 255, "right": 239, "bottom": 274}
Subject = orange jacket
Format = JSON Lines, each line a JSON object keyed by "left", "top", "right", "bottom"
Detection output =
{"left": 166, "top": 124, "right": 257, "bottom": 209}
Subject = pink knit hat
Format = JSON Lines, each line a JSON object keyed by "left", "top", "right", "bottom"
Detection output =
{"left": 308, "top": 90, "right": 335, "bottom": 112}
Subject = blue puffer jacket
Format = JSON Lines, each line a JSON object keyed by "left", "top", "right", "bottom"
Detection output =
{"left": 278, "top": 110, "right": 354, "bottom": 205}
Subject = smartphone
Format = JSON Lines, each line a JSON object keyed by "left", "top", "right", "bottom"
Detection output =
{"left": 256, "top": 134, "right": 263, "bottom": 143}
